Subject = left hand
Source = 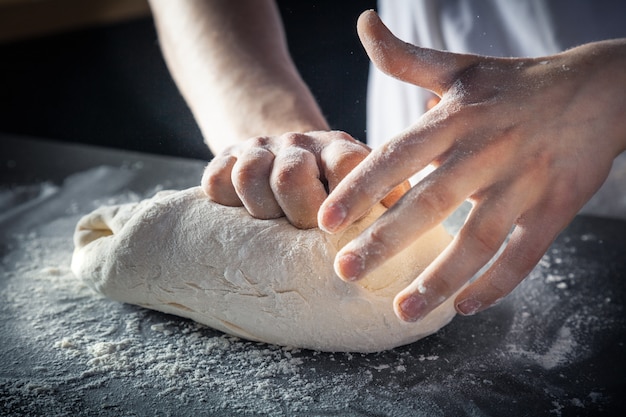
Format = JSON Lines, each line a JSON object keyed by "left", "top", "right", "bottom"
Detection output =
{"left": 318, "top": 11, "right": 626, "bottom": 322}
{"left": 202, "top": 130, "right": 408, "bottom": 229}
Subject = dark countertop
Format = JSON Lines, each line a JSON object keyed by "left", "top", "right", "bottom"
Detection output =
{"left": 1, "top": 135, "right": 625, "bottom": 416}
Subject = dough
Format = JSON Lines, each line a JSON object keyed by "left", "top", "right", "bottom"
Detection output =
{"left": 71, "top": 187, "right": 456, "bottom": 352}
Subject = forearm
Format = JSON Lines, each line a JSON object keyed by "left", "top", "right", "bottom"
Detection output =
{"left": 148, "top": 0, "right": 328, "bottom": 154}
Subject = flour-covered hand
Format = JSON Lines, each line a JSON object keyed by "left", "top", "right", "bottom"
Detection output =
{"left": 319, "top": 11, "right": 626, "bottom": 321}
{"left": 203, "top": 130, "right": 407, "bottom": 229}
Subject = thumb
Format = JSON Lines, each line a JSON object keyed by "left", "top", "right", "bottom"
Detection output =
{"left": 357, "top": 10, "right": 471, "bottom": 95}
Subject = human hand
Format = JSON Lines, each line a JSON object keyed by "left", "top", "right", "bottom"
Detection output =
{"left": 318, "top": 11, "right": 626, "bottom": 321}
{"left": 202, "top": 130, "right": 408, "bottom": 229}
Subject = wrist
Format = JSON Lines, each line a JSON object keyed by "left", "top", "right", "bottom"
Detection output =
{"left": 198, "top": 78, "right": 329, "bottom": 154}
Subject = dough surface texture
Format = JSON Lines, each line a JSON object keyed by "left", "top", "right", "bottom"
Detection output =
{"left": 71, "top": 187, "right": 456, "bottom": 352}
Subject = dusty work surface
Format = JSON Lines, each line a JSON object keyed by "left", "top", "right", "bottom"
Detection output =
{"left": 1, "top": 136, "right": 625, "bottom": 416}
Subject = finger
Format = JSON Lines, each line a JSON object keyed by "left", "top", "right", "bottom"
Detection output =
{"left": 320, "top": 134, "right": 370, "bottom": 193}
{"left": 201, "top": 153, "right": 242, "bottom": 207}
{"left": 454, "top": 211, "right": 570, "bottom": 316}
{"left": 333, "top": 145, "right": 494, "bottom": 283}
{"left": 319, "top": 134, "right": 409, "bottom": 207}
{"left": 318, "top": 105, "right": 462, "bottom": 234}
{"left": 270, "top": 147, "right": 327, "bottom": 229}
{"left": 357, "top": 10, "right": 472, "bottom": 94}
{"left": 392, "top": 182, "right": 526, "bottom": 322}
{"left": 231, "top": 147, "right": 283, "bottom": 220}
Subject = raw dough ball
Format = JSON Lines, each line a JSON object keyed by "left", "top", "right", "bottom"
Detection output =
{"left": 71, "top": 187, "right": 456, "bottom": 352}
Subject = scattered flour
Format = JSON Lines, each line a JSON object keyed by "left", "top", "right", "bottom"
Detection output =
{"left": 0, "top": 201, "right": 435, "bottom": 416}
{"left": 1, "top": 167, "right": 623, "bottom": 416}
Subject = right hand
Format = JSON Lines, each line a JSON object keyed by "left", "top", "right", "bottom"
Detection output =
{"left": 202, "top": 130, "right": 408, "bottom": 229}
{"left": 318, "top": 10, "right": 626, "bottom": 322}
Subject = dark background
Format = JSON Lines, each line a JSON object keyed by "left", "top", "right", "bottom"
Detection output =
{"left": 0, "top": 0, "right": 376, "bottom": 161}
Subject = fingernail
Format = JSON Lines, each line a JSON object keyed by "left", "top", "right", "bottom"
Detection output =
{"left": 336, "top": 252, "right": 364, "bottom": 281}
{"left": 320, "top": 202, "right": 347, "bottom": 233}
{"left": 456, "top": 298, "right": 482, "bottom": 316}
{"left": 398, "top": 294, "right": 427, "bottom": 322}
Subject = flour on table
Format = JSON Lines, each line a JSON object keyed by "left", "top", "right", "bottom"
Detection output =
{"left": 71, "top": 187, "right": 455, "bottom": 352}
{"left": 3, "top": 166, "right": 620, "bottom": 415}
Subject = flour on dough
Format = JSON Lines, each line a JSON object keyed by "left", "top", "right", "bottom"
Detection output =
{"left": 71, "top": 187, "right": 456, "bottom": 352}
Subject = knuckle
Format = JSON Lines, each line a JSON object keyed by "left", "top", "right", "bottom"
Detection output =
{"left": 205, "top": 153, "right": 235, "bottom": 173}
{"left": 272, "top": 150, "right": 316, "bottom": 189}
{"left": 330, "top": 151, "right": 366, "bottom": 176}
{"left": 421, "top": 271, "right": 456, "bottom": 300}
{"left": 366, "top": 226, "right": 389, "bottom": 248}
{"left": 462, "top": 220, "right": 505, "bottom": 257}
{"left": 339, "top": 145, "right": 368, "bottom": 163}
{"left": 232, "top": 162, "right": 256, "bottom": 186}
{"left": 333, "top": 130, "right": 358, "bottom": 143}
{"left": 247, "top": 136, "right": 271, "bottom": 148}
{"left": 201, "top": 167, "right": 221, "bottom": 190}
{"left": 237, "top": 185, "right": 282, "bottom": 218}
{"left": 202, "top": 158, "right": 235, "bottom": 194}
{"left": 512, "top": 247, "right": 545, "bottom": 277}
{"left": 233, "top": 151, "right": 274, "bottom": 186}
{"left": 323, "top": 141, "right": 369, "bottom": 184}
{"left": 363, "top": 226, "right": 397, "bottom": 265}
{"left": 416, "top": 186, "right": 452, "bottom": 217}
{"left": 280, "top": 132, "right": 309, "bottom": 147}
{"left": 201, "top": 173, "right": 241, "bottom": 207}
{"left": 328, "top": 135, "right": 369, "bottom": 155}
{"left": 202, "top": 170, "right": 227, "bottom": 197}
{"left": 271, "top": 169, "right": 298, "bottom": 195}
{"left": 486, "top": 272, "right": 522, "bottom": 301}
{"left": 471, "top": 230, "right": 504, "bottom": 257}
